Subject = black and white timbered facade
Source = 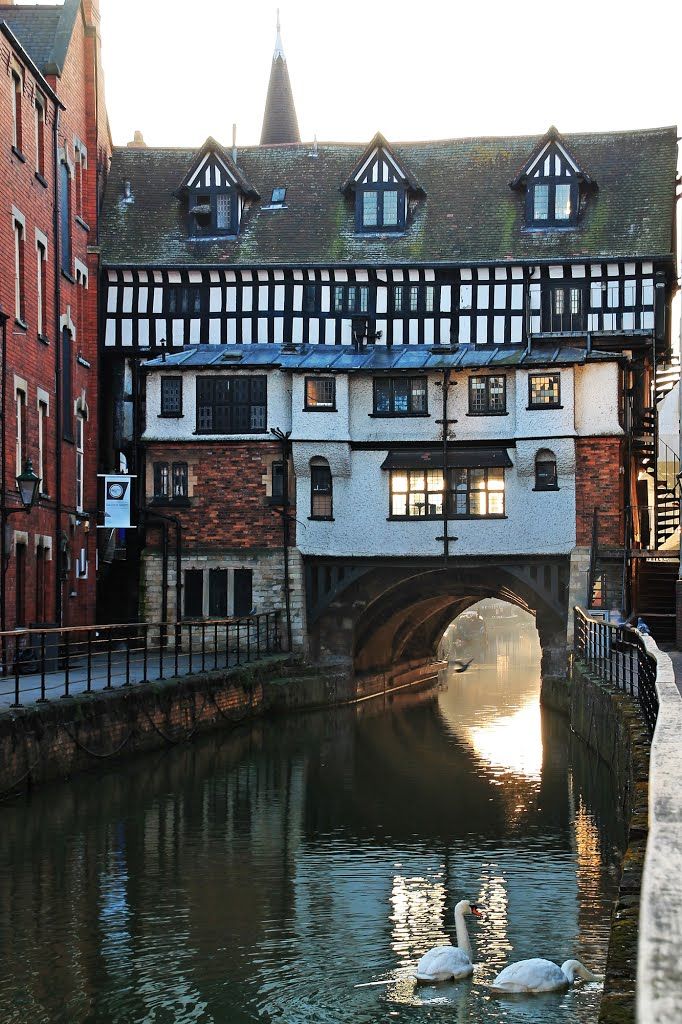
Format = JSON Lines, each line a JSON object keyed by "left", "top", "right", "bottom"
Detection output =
{"left": 103, "top": 260, "right": 661, "bottom": 351}
{"left": 99, "top": 113, "right": 678, "bottom": 647}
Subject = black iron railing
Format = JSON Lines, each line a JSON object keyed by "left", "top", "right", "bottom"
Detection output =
{"left": 0, "top": 611, "right": 281, "bottom": 708}
{"left": 574, "top": 606, "right": 659, "bottom": 737}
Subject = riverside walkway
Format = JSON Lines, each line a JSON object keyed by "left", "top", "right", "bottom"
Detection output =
{"left": 0, "top": 613, "right": 281, "bottom": 710}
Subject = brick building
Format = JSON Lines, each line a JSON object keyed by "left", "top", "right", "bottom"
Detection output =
{"left": 98, "top": 22, "right": 678, "bottom": 657}
{"left": 0, "top": 0, "right": 110, "bottom": 631}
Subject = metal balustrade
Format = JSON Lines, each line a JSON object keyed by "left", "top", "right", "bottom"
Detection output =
{"left": 0, "top": 611, "right": 281, "bottom": 708}
{"left": 574, "top": 606, "right": 659, "bottom": 737}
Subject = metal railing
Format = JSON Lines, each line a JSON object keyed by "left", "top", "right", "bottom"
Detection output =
{"left": 0, "top": 611, "right": 281, "bottom": 708}
{"left": 574, "top": 606, "right": 659, "bottom": 737}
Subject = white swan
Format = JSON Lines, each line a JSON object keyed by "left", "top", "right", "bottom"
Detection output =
{"left": 415, "top": 899, "right": 482, "bottom": 983}
{"left": 490, "top": 957, "right": 602, "bottom": 994}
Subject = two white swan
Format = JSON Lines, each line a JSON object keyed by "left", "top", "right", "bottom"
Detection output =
{"left": 415, "top": 900, "right": 481, "bottom": 982}
{"left": 490, "top": 957, "right": 602, "bottom": 993}
{"left": 414, "top": 899, "right": 601, "bottom": 994}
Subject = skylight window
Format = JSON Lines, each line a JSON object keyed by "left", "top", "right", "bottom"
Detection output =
{"left": 271, "top": 187, "right": 287, "bottom": 205}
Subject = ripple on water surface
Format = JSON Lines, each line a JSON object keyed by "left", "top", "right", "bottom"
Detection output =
{"left": 0, "top": 630, "right": 624, "bottom": 1023}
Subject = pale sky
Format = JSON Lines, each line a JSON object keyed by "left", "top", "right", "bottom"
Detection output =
{"left": 81, "top": 0, "right": 681, "bottom": 147}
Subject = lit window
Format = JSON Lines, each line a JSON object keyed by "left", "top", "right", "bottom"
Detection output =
{"left": 528, "top": 373, "right": 561, "bottom": 408}
{"left": 450, "top": 467, "right": 505, "bottom": 517}
{"left": 305, "top": 377, "right": 336, "bottom": 410}
{"left": 390, "top": 469, "right": 444, "bottom": 518}
{"left": 373, "top": 377, "right": 427, "bottom": 415}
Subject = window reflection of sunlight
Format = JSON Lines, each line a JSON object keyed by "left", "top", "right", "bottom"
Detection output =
{"left": 467, "top": 698, "right": 543, "bottom": 782}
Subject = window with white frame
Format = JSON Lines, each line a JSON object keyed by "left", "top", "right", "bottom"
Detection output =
{"left": 37, "top": 396, "right": 48, "bottom": 495}
{"left": 14, "top": 216, "right": 25, "bottom": 322}
{"left": 37, "top": 239, "right": 46, "bottom": 336}
{"left": 76, "top": 413, "right": 85, "bottom": 512}
{"left": 15, "top": 386, "right": 26, "bottom": 478}
{"left": 74, "top": 140, "right": 87, "bottom": 222}
{"left": 11, "top": 67, "right": 23, "bottom": 152}
{"left": 34, "top": 94, "right": 45, "bottom": 178}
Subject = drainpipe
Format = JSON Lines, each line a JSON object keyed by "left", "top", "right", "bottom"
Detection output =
{"left": 52, "top": 106, "right": 64, "bottom": 626}
{"left": 142, "top": 508, "right": 182, "bottom": 624}
{"left": 270, "top": 427, "right": 293, "bottom": 653}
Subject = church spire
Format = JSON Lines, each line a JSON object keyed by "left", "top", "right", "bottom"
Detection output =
{"left": 260, "top": 11, "right": 301, "bottom": 145}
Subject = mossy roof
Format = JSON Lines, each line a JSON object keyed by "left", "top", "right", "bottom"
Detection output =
{"left": 100, "top": 126, "right": 678, "bottom": 268}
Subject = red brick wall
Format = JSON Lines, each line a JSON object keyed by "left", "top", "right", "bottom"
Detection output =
{"left": 0, "top": 2, "right": 110, "bottom": 629}
{"left": 575, "top": 437, "right": 624, "bottom": 546}
{"left": 143, "top": 442, "right": 292, "bottom": 551}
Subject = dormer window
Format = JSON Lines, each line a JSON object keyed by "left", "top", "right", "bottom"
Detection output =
{"left": 511, "top": 126, "right": 594, "bottom": 230}
{"left": 189, "top": 189, "right": 235, "bottom": 236}
{"left": 530, "top": 180, "right": 577, "bottom": 226}
{"left": 360, "top": 186, "right": 402, "bottom": 230}
{"left": 178, "top": 136, "right": 259, "bottom": 240}
{"left": 342, "top": 132, "right": 424, "bottom": 236}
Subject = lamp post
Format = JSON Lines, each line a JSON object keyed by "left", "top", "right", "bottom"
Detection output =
{"left": 1, "top": 458, "right": 41, "bottom": 640}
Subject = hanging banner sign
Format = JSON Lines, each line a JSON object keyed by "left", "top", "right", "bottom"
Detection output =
{"left": 98, "top": 475, "right": 136, "bottom": 529}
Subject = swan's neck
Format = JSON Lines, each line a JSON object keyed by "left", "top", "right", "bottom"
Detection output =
{"left": 454, "top": 907, "right": 472, "bottom": 960}
{"left": 561, "top": 959, "right": 601, "bottom": 983}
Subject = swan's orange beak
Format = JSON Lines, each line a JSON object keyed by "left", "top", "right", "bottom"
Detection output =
{"left": 471, "top": 904, "right": 483, "bottom": 918}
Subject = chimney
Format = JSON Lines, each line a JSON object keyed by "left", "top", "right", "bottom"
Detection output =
{"left": 232, "top": 124, "right": 238, "bottom": 164}
{"left": 126, "top": 130, "right": 147, "bottom": 149}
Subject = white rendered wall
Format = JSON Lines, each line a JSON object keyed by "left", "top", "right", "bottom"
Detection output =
{"left": 574, "top": 363, "right": 622, "bottom": 436}
{"left": 143, "top": 370, "right": 292, "bottom": 441}
{"left": 295, "top": 442, "right": 577, "bottom": 559}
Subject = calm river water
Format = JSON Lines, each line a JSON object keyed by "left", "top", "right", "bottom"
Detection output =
{"left": 0, "top": 627, "right": 624, "bottom": 1024}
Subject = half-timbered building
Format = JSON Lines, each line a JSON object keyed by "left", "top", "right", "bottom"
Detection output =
{"left": 98, "top": 24, "right": 678, "bottom": 667}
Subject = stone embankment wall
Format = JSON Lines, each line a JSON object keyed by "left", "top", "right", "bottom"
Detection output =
{"left": 571, "top": 661, "right": 650, "bottom": 1024}
{"left": 0, "top": 656, "right": 442, "bottom": 795}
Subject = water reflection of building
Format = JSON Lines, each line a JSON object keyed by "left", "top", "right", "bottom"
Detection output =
{"left": 0, "top": 647, "right": 623, "bottom": 1020}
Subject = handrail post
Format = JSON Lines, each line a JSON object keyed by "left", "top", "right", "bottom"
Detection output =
{"left": 37, "top": 630, "right": 47, "bottom": 703}
{"left": 106, "top": 628, "right": 113, "bottom": 689}
{"left": 62, "top": 630, "right": 70, "bottom": 699}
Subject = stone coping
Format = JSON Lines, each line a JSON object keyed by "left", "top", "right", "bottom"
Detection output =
{"left": 636, "top": 634, "right": 682, "bottom": 1024}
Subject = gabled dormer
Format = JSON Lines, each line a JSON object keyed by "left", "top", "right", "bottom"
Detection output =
{"left": 341, "top": 132, "right": 424, "bottom": 233}
{"left": 177, "top": 137, "right": 259, "bottom": 238}
{"left": 510, "top": 126, "right": 595, "bottom": 229}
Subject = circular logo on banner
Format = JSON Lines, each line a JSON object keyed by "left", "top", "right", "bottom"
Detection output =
{"left": 108, "top": 482, "right": 125, "bottom": 499}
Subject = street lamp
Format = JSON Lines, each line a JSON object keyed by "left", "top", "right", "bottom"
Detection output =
{"left": 16, "top": 458, "right": 40, "bottom": 510}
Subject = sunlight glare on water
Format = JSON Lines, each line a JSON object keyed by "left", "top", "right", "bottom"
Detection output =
{"left": 0, "top": 605, "right": 624, "bottom": 1023}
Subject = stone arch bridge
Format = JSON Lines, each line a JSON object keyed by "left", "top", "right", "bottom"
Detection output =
{"left": 304, "top": 556, "right": 570, "bottom": 700}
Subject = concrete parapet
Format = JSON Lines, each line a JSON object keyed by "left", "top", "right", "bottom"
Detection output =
{"left": 636, "top": 637, "right": 682, "bottom": 1024}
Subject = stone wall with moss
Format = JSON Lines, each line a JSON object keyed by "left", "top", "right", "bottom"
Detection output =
{"left": 571, "top": 661, "right": 650, "bottom": 1024}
